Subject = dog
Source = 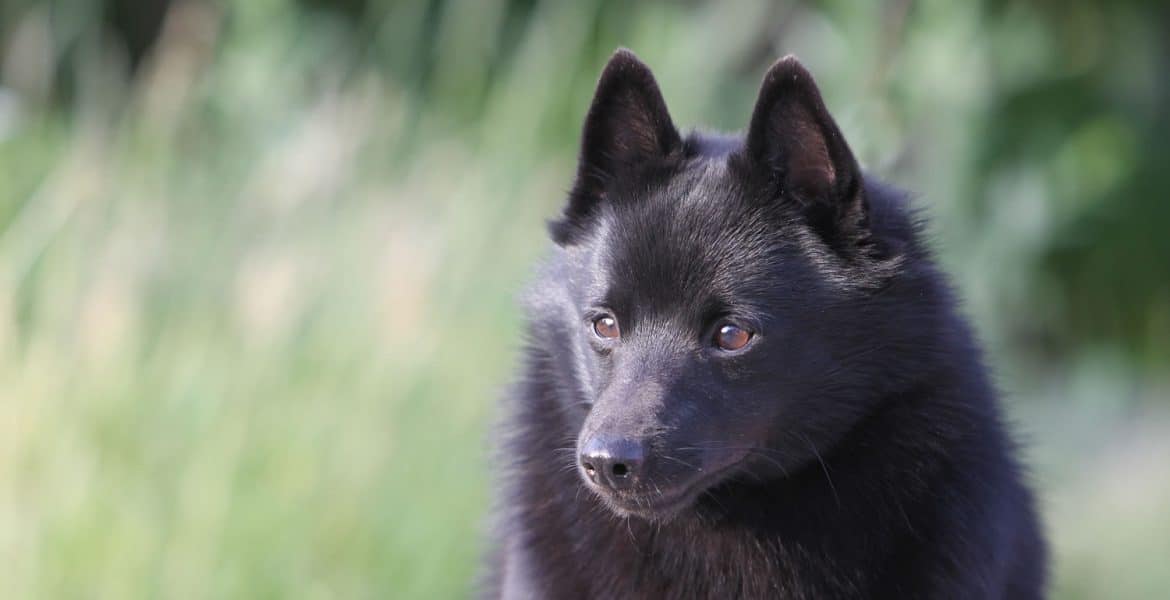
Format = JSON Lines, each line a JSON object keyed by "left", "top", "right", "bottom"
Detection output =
{"left": 482, "top": 49, "right": 1047, "bottom": 599}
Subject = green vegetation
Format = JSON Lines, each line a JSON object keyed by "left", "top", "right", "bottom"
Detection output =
{"left": 1, "top": 1, "right": 1167, "bottom": 597}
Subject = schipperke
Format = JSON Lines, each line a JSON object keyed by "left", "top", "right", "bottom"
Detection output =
{"left": 482, "top": 49, "right": 1047, "bottom": 599}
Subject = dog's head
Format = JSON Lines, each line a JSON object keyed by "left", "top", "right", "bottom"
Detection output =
{"left": 544, "top": 50, "right": 917, "bottom": 520}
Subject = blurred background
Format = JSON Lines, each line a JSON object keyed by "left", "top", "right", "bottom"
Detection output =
{"left": 0, "top": 0, "right": 1167, "bottom": 597}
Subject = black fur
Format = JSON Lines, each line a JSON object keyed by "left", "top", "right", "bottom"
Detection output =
{"left": 483, "top": 49, "right": 1047, "bottom": 599}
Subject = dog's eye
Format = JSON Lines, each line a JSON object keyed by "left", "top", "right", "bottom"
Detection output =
{"left": 715, "top": 324, "right": 752, "bottom": 351}
{"left": 592, "top": 315, "right": 620, "bottom": 340}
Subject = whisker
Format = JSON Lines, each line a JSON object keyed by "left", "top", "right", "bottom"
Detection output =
{"left": 659, "top": 454, "right": 700, "bottom": 470}
{"left": 797, "top": 432, "right": 841, "bottom": 508}
{"left": 746, "top": 448, "right": 791, "bottom": 478}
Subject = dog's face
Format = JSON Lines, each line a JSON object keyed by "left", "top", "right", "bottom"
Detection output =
{"left": 548, "top": 51, "right": 903, "bottom": 520}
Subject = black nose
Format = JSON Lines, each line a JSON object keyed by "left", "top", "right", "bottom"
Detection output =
{"left": 580, "top": 436, "right": 645, "bottom": 489}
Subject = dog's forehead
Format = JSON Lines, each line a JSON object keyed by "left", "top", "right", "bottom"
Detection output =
{"left": 596, "top": 161, "right": 781, "bottom": 309}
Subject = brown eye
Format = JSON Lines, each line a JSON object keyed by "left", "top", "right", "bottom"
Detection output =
{"left": 593, "top": 315, "right": 620, "bottom": 339}
{"left": 715, "top": 324, "right": 752, "bottom": 351}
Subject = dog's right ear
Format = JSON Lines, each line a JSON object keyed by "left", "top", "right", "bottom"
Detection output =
{"left": 550, "top": 49, "right": 681, "bottom": 245}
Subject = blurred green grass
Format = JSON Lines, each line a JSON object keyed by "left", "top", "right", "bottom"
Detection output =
{"left": 1, "top": 0, "right": 1169, "bottom": 598}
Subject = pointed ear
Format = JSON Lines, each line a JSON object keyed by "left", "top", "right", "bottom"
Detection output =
{"left": 551, "top": 49, "right": 682, "bottom": 245}
{"left": 741, "top": 56, "right": 867, "bottom": 243}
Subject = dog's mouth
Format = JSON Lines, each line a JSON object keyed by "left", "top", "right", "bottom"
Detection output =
{"left": 583, "top": 454, "right": 745, "bottom": 521}
{"left": 601, "top": 480, "right": 714, "bottom": 520}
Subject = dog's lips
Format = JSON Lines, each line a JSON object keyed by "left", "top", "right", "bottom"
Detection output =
{"left": 586, "top": 453, "right": 746, "bottom": 519}
{"left": 605, "top": 483, "right": 707, "bottom": 518}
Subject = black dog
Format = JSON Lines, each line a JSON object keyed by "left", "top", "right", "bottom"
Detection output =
{"left": 482, "top": 49, "right": 1047, "bottom": 599}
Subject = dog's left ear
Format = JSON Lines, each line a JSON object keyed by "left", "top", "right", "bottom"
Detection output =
{"left": 741, "top": 56, "right": 867, "bottom": 245}
{"left": 551, "top": 49, "right": 682, "bottom": 245}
